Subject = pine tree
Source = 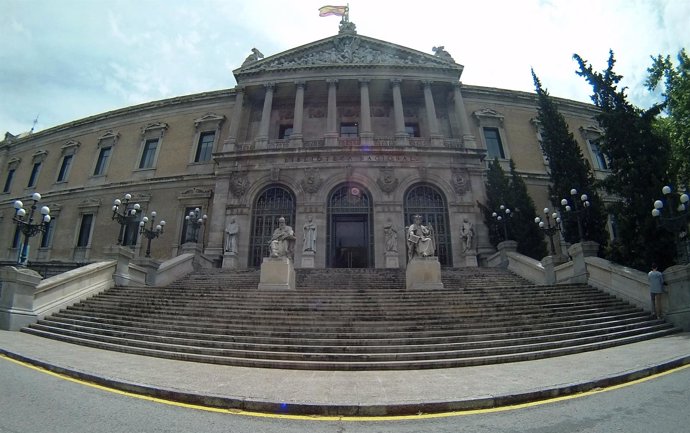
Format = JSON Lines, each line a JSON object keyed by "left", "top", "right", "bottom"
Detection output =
{"left": 574, "top": 51, "right": 675, "bottom": 270}
{"left": 532, "top": 69, "right": 608, "bottom": 248}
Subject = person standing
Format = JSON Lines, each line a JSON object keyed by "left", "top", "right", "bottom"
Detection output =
{"left": 648, "top": 263, "right": 665, "bottom": 319}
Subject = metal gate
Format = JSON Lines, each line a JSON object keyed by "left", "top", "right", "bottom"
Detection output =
{"left": 327, "top": 184, "right": 373, "bottom": 268}
{"left": 404, "top": 184, "right": 452, "bottom": 266}
{"left": 249, "top": 185, "right": 296, "bottom": 267}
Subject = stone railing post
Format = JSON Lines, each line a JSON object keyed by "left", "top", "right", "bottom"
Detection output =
{"left": 663, "top": 263, "right": 690, "bottom": 330}
{"left": 0, "top": 266, "right": 43, "bottom": 330}
{"left": 497, "top": 240, "right": 518, "bottom": 268}
{"left": 568, "top": 241, "right": 599, "bottom": 284}
{"left": 103, "top": 245, "right": 135, "bottom": 286}
{"left": 542, "top": 255, "right": 568, "bottom": 284}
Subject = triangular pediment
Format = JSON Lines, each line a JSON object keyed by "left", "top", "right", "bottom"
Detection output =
{"left": 234, "top": 33, "right": 462, "bottom": 79}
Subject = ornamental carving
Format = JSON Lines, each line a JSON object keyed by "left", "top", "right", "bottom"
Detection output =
{"left": 228, "top": 172, "right": 250, "bottom": 198}
{"left": 300, "top": 168, "right": 323, "bottom": 194}
{"left": 377, "top": 168, "right": 399, "bottom": 194}
{"left": 238, "top": 35, "right": 456, "bottom": 74}
{"left": 451, "top": 169, "right": 469, "bottom": 195}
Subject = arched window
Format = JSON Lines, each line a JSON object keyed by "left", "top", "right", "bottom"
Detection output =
{"left": 249, "top": 185, "right": 296, "bottom": 267}
{"left": 404, "top": 184, "right": 452, "bottom": 266}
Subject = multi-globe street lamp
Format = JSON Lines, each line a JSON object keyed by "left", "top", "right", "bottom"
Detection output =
{"left": 535, "top": 207, "right": 562, "bottom": 255}
{"left": 12, "top": 192, "right": 51, "bottom": 266}
{"left": 138, "top": 211, "right": 166, "bottom": 258}
{"left": 185, "top": 208, "right": 207, "bottom": 244}
{"left": 561, "top": 188, "right": 590, "bottom": 242}
{"left": 491, "top": 205, "right": 512, "bottom": 242}
{"left": 111, "top": 194, "right": 141, "bottom": 246}
{"left": 652, "top": 185, "right": 689, "bottom": 264}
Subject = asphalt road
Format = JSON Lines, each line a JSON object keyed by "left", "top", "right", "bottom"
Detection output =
{"left": 1, "top": 356, "right": 689, "bottom": 433}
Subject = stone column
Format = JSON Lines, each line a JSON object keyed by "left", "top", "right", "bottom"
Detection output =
{"left": 422, "top": 80, "right": 442, "bottom": 146}
{"left": 359, "top": 79, "right": 373, "bottom": 142}
{"left": 223, "top": 86, "right": 244, "bottom": 152}
{"left": 325, "top": 79, "right": 339, "bottom": 146}
{"left": 290, "top": 81, "right": 305, "bottom": 146}
{"left": 453, "top": 83, "right": 477, "bottom": 148}
{"left": 256, "top": 82, "right": 274, "bottom": 148}
{"left": 391, "top": 78, "right": 408, "bottom": 146}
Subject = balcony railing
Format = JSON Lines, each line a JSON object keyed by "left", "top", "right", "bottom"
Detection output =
{"left": 235, "top": 136, "right": 465, "bottom": 151}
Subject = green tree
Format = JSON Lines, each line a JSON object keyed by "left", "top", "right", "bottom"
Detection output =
{"left": 480, "top": 158, "right": 547, "bottom": 260}
{"left": 532, "top": 69, "right": 608, "bottom": 248}
{"left": 574, "top": 50, "right": 675, "bottom": 270}
{"left": 646, "top": 49, "right": 690, "bottom": 188}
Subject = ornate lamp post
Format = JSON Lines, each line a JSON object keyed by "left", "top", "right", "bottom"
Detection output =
{"left": 111, "top": 193, "right": 141, "bottom": 245}
{"left": 185, "top": 208, "right": 207, "bottom": 243}
{"left": 535, "top": 207, "right": 562, "bottom": 255}
{"left": 138, "top": 211, "right": 166, "bottom": 258}
{"left": 12, "top": 192, "right": 51, "bottom": 266}
{"left": 491, "top": 205, "right": 512, "bottom": 241}
{"left": 652, "top": 185, "right": 690, "bottom": 264}
{"left": 560, "top": 188, "right": 590, "bottom": 242}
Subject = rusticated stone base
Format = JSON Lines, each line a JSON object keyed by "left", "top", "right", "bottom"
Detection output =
{"left": 406, "top": 257, "right": 444, "bottom": 290}
{"left": 258, "top": 257, "right": 295, "bottom": 290}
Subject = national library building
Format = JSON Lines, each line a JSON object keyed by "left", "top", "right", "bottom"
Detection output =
{"left": 0, "top": 20, "right": 606, "bottom": 270}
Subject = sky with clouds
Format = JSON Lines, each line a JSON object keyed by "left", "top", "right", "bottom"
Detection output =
{"left": 1, "top": 0, "right": 688, "bottom": 136}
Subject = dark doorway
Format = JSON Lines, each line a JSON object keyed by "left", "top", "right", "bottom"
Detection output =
{"left": 332, "top": 214, "right": 368, "bottom": 268}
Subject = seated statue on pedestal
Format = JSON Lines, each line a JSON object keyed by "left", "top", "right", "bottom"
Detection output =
{"left": 406, "top": 215, "right": 435, "bottom": 261}
{"left": 268, "top": 217, "right": 296, "bottom": 259}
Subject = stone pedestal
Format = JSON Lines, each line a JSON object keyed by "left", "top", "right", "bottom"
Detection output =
{"left": 385, "top": 251, "right": 400, "bottom": 269}
{"left": 406, "top": 257, "right": 444, "bottom": 290}
{"left": 222, "top": 252, "right": 239, "bottom": 269}
{"left": 0, "top": 266, "right": 43, "bottom": 330}
{"left": 568, "top": 241, "right": 599, "bottom": 284}
{"left": 664, "top": 263, "right": 690, "bottom": 331}
{"left": 301, "top": 250, "right": 315, "bottom": 268}
{"left": 496, "top": 240, "right": 518, "bottom": 268}
{"left": 103, "top": 245, "right": 135, "bottom": 287}
{"left": 542, "top": 255, "right": 569, "bottom": 284}
{"left": 463, "top": 250, "right": 478, "bottom": 267}
{"left": 133, "top": 258, "right": 162, "bottom": 286}
{"left": 258, "top": 257, "right": 295, "bottom": 290}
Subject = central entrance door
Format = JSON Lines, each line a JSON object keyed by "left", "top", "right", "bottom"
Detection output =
{"left": 327, "top": 184, "right": 373, "bottom": 268}
{"left": 332, "top": 214, "right": 368, "bottom": 268}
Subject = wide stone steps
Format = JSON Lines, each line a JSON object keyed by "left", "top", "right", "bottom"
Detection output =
{"left": 22, "top": 267, "right": 680, "bottom": 370}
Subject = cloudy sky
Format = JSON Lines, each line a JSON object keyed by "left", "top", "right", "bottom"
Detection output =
{"left": 1, "top": 0, "right": 688, "bottom": 135}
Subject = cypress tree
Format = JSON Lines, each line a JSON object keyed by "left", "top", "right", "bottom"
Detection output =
{"left": 532, "top": 69, "right": 608, "bottom": 248}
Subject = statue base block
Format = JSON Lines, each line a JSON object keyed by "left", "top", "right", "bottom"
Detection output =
{"left": 406, "top": 257, "right": 444, "bottom": 290}
{"left": 258, "top": 257, "right": 295, "bottom": 290}
{"left": 301, "top": 251, "right": 315, "bottom": 268}
{"left": 222, "top": 252, "right": 238, "bottom": 269}
{"left": 385, "top": 251, "right": 400, "bottom": 268}
{"left": 463, "top": 252, "right": 478, "bottom": 267}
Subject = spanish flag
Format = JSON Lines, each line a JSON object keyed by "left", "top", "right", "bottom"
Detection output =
{"left": 318, "top": 5, "right": 348, "bottom": 17}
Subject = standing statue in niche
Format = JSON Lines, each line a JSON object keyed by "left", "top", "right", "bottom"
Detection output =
{"left": 303, "top": 216, "right": 317, "bottom": 252}
{"left": 384, "top": 221, "right": 398, "bottom": 252}
{"left": 268, "top": 217, "right": 296, "bottom": 259}
{"left": 224, "top": 217, "right": 239, "bottom": 253}
{"left": 406, "top": 215, "right": 435, "bottom": 261}
{"left": 461, "top": 218, "right": 475, "bottom": 253}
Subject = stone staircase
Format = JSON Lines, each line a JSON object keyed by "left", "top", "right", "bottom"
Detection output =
{"left": 22, "top": 267, "right": 679, "bottom": 370}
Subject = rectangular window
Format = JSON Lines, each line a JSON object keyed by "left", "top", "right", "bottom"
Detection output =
{"left": 589, "top": 140, "right": 609, "bottom": 170}
{"left": 12, "top": 225, "right": 22, "bottom": 249}
{"left": 340, "top": 123, "right": 358, "bottom": 138}
{"left": 194, "top": 132, "right": 215, "bottom": 162}
{"left": 405, "top": 123, "right": 420, "bottom": 137}
{"left": 3, "top": 168, "right": 15, "bottom": 193}
{"left": 94, "top": 147, "right": 111, "bottom": 176}
{"left": 76, "top": 214, "right": 94, "bottom": 247}
{"left": 27, "top": 162, "right": 42, "bottom": 187}
{"left": 40, "top": 219, "right": 54, "bottom": 248}
{"left": 57, "top": 154, "right": 73, "bottom": 182}
{"left": 139, "top": 139, "right": 158, "bottom": 169}
{"left": 279, "top": 125, "right": 293, "bottom": 140}
{"left": 484, "top": 127, "right": 505, "bottom": 159}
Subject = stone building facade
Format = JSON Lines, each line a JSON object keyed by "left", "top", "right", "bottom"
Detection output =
{"left": 0, "top": 24, "right": 606, "bottom": 269}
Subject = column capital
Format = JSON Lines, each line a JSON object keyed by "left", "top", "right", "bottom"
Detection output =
{"left": 390, "top": 78, "right": 402, "bottom": 87}
{"left": 263, "top": 82, "right": 275, "bottom": 91}
{"left": 359, "top": 78, "right": 371, "bottom": 86}
{"left": 421, "top": 79, "right": 434, "bottom": 88}
{"left": 294, "top": 80, "right": 306, "bottom": 89}
{"left": 234, "top": 85, "right": 246, "bottom": 94}
{"left": 326, "top": 78, "right": 339, "bottom": 86}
